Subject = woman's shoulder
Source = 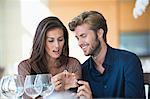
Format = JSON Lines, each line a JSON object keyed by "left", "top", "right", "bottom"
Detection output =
{"left": 66, "top": 57, "right": 81, "bottom": 77}
{"left": 18, "top": 59, "right": 31, "bottom": 75}
{"left": 18, "top": 59, "right": 30, "bottom": 66}
{"left": 68, "top": 57, "right": 81, "bottom": 64}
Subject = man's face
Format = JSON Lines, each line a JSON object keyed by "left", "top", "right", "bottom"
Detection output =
{"left": 74, "top": 23, "right": 101, "bottom": 56}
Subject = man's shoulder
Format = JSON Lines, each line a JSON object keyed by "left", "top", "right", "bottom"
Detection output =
{"left": 105, "top": 45, "right": 141, "bottom": 66}
{"left": 81, "top": 57, "right": 92, "bottom": 68}
{"left": 111, "top": 47, "right": 139, "bottom": 59}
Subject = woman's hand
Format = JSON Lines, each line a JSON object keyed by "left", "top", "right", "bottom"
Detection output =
{"left": 51, "top": 72, "right": 65, "bottom": 91}
{"left": 64, "top": 70, "right": 78, "bottom": 90}
{"left": 51, "top": 70, "right": 78, "bottom": 91}
{"left": 77, "top": 80, "right": 93, "bottom": 99}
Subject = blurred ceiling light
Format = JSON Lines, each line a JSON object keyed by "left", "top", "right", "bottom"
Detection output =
{"left": 133, "top": 0, "right": 149, "bottom": 19}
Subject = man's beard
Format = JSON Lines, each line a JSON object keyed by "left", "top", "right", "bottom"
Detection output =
{"left": 90, "top": 39, "right": 101, "bottom": 57}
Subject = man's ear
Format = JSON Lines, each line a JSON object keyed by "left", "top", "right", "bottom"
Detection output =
{"left": 97, "top": 28, "right": 104, "bottom": 39}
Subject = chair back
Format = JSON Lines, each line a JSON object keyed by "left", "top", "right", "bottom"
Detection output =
{"left": 144, "top": 73, "right": 150, "bottom": 99}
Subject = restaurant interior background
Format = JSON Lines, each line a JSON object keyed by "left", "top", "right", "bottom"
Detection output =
{"left": 0, "top": 0, "right": 150, "bottom": 77}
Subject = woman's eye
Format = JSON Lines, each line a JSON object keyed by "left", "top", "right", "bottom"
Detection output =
{"left": 58, "top": 38, "right": 64, "bottom": 41}
{"left": 59, "top": 39, "right": 63, "bottom": 41}
{"left": 48, "top": 40, "right": 53, "bottom": 42}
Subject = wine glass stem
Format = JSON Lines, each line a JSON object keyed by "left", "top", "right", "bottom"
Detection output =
{"left": 18, "top": 96, "right": 22, "bottom": 99}
{"left": 32, "top": 97, "right": 36, "bottom": 99}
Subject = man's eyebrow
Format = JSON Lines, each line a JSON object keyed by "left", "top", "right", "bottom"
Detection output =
{"left": 79, "top": 33, "right": 86, "bottom": 37}
{"left": 75, "top": 35, "right": 78, "bottom": 38}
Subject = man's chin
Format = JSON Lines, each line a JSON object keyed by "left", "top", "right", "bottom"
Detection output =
{"left": 84, "top": 53, "right": 90, "bottom": 56}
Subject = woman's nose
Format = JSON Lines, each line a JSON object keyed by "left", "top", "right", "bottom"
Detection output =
{"left": 54, "top": 41, "right": 59, "bottom": 47}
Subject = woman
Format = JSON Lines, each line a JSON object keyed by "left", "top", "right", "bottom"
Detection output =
{"left": 18, "top": 16, "right": 81, "bottom": 98}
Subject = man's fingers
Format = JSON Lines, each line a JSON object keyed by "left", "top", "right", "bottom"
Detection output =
{"left": 77, "top": 91, "right": 90, "bottom": 99}
{"left": 77, "top": 84, "right": 90, "bottom": 93}
{"left": 77, "top": 80, "right": 92, "bottom": 99}
{"left": 78, "top": 80, "right": 89, "bottom": 86}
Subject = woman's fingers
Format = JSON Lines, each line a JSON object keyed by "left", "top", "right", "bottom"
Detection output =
{"left": 55, "top": 83, "right": 63, "bottom": 91}
{"left": 51, "top": 70, "right": 79, "bottom": 91}
{"left": 64, "top": 71, "right": 78, "bottom": 89}
{"left": 51, "top": 73, "right": 65, "bottom": 91}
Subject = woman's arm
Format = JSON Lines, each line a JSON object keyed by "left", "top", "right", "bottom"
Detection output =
{"left": 64, "top": 57, "right": 82, "bottom": 91}
{"left": 18, "top": 60, "right": 31, "bottom": 76}
{"left": 67, "top": 57, "right": 82, "bottom": 80}
{"left": 18, "top": 60, "right": 32, "bottom": 99}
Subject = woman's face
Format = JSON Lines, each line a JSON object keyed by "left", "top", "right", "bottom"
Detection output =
{"left": 45, "top": 28, "right": 64, "bottom": 59}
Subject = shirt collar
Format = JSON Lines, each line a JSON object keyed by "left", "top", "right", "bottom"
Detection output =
{"left": 103, "top": 44, "right": 114, "bottom": 66}
{"left": 88, "top": 44, "right": 114, "bottom": 73}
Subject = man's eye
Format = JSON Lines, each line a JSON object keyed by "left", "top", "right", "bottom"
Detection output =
{"left": 75, "top": 37, "right": 79, "bottom": 40}
{"left": 82, "top": 34, "right": 86, "bottom": 38}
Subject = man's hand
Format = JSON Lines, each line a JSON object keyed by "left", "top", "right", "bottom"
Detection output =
{"left": 77, "top": 80, "right": 93, "bottom": 99}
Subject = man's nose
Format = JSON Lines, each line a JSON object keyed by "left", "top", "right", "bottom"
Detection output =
{"left": 78, "top": 38, "right": 83, "bottom": 47}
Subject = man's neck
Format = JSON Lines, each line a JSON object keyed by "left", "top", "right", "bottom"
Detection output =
{"left": 92, "top": 42, "right": 107, "bottom": 74}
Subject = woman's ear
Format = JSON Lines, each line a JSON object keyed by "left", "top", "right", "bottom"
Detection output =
{"left": 97, "top": 28, "right": 104, "bottom": 39}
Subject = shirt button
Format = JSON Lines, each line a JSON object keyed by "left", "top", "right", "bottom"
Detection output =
{"left": 104, "top": 85, "right": 107, "bottom": 88}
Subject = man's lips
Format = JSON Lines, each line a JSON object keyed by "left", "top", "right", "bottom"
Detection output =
{"left": 80, "top": 44, "right": 88, "bottom": 52}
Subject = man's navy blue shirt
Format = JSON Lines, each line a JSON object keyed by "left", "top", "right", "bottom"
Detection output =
{"left": 81, "top": 45, "right": 145, "bottom": 98}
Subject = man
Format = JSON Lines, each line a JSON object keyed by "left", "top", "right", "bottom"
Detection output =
{"left": 68, "top": 11, "right": 145, "bottom": 99}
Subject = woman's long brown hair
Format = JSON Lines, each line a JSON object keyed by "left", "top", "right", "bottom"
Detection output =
{"left": 29, "top": 17, "right": 69, "bottom": 74}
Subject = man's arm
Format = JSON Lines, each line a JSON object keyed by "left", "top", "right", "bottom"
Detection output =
{"left": 124, "top": 55, "right": 145, "bottom": 98}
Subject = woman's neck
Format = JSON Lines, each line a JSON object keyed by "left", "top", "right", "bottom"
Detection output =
{"left": 49, "top": 58, "right": 59, "bottom": 67}
{"left": 45, "top": 54, "right": 58, "bottom": 68}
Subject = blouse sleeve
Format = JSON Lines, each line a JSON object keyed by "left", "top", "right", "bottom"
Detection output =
{"left": 18, "top": 60, "right": 31, "bottom": 77}
{"left": 18, "top": 60, "right": 32, "bottom": 99}
{"left": 67, "top": 57, "right": 82, "bottom": 80}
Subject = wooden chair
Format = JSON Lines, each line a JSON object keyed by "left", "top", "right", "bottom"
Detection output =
{"left": 144, "top": 73, "right": 150, "bottom": 99}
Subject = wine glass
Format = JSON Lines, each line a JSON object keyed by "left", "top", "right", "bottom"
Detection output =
{"left": 0, "top": 75, "right": 24, "bottom": 98}
{"left": 37, "top": 74, "right": 55, "bottom": 98}
{"left": 24, "top": 75, "right": 43, "bottom": 99}
{"left": 0, "top": 75, "right": 12, "bottom": 98}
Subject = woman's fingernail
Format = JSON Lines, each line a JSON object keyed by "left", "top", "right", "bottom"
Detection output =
{"left": 64, "top": 70, "right": 67, "bottom": 72}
